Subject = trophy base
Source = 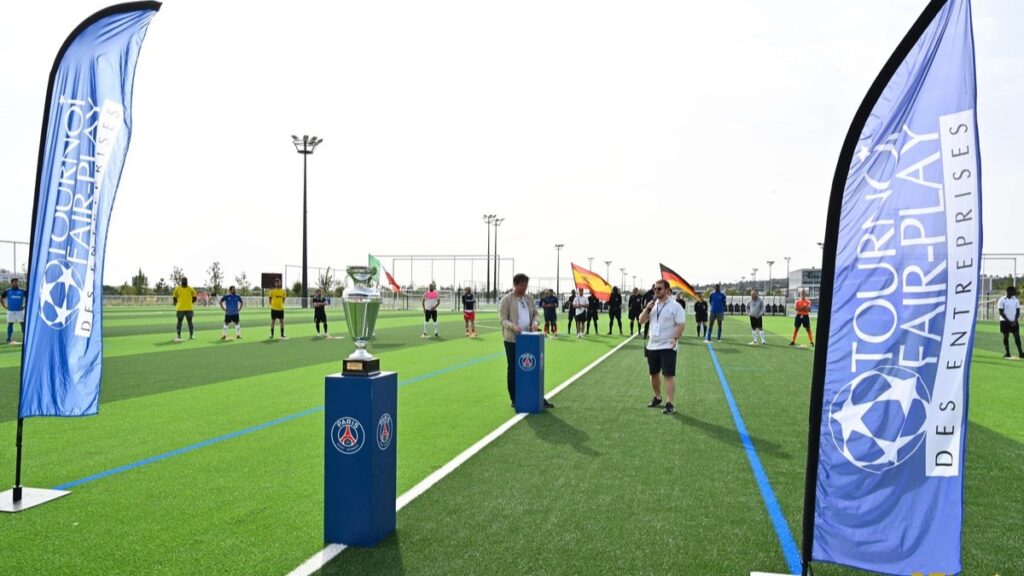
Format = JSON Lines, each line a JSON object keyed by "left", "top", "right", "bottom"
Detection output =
{"left": 343, "top": 357, "right": 381, "bottom": 377}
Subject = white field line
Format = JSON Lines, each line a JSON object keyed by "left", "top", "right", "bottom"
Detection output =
{"left": 286, "top": 334, "right": 637, "bottom": 576}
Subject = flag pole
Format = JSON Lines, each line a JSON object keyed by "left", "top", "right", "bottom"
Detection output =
{"left": 799, "top": 1, "right": 951, "bottom": 573}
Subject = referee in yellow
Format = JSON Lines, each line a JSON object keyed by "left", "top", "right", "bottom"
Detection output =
{"left": 268, "top": 277, "right": 288, "bottom": 339}
{"left": 172, "top": 276, "right": 198, "bottom": 342}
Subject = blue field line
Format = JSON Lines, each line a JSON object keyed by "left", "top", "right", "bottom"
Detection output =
{"left": 706, "top": 344, "right": 801, "bottom": 576}
{"left": 53, "top": 352, "right": 505, "bottom": 491}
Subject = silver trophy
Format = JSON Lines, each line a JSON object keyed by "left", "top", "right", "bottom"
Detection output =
{"left": 341, "top": 265, "right": 382, "bottom": 376}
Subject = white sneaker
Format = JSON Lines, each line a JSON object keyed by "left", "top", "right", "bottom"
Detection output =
{"left": 174, "top": 337, "right": 183, "bottom": 342}
{"left": 749, "top": 340, "right": 757, "bottom": 345}
{"left": 421, "top": 334, "right": 428, "bottom": 339}
{"left": 280, "top": 335, "right": 289, "bottom": 340}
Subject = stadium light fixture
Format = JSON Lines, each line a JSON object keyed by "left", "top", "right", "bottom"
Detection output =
{"left": 766, "top": 260, "right": 775, "bottom": 295}
{"left": 293, "top": 134, "right": 324, "bottom": 308}
{"left": 784, "top": 256, "right": 791, "bottom": 298}
{"left": 587, "top": 256, "right": 593, "bottom": 270}
{"left": 619, "top": 267, "right": 625, "bottom": 290}
{"left": 604, "top": 260, "right": 612, "bottom": 282}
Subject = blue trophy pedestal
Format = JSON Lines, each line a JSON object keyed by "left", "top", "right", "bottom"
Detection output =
{"left": 324, "top": 371, "right": 397, "bottom": 547}
{"left": 514, "top": 332, "right": 545, "bottom": 413}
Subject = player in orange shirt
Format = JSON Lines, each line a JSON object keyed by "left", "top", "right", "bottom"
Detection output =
{"left": 790, "top": 289, "right": 815, "bottom": 347}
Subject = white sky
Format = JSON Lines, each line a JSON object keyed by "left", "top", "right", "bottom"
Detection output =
{"left": 1, "top": 0, "right": 1021, "bottom": 292}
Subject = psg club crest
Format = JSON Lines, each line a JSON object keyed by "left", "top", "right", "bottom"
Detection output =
{"left": 377, "top": 413, "right": 393, "bottom": 451}
{"left": 330, "top": 417, "right": 365, "bottom": 455}
{"left": 518, "top": 352, "right": 537, "bottom": 371}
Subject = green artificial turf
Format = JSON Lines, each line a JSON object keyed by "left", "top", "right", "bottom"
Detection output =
{"left": 0, "top": 310, "right": 1020, "bottom": 575}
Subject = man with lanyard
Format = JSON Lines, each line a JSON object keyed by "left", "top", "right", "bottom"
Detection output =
{"left": 639, "top": 279, "right": 686, "bottom": 414}
{"left": 747, "top": 288, "right": 766, "bottom": 345}
{"left": 997, "top": 285, "right": 1023, "bottom": 359}
{"left": 499, "top": 273, "right": 553, "bottom": 408}
{"left": 2, "top": 278, "right": 27, "bottom": 344}
{"left": 706, "top": 283, "right": 726, "bottom": 342}
{"left": 268, "top": 277, "right": 288, "bottom": 339}
{"left": 540, "top": 288, "right": 559, "bottom": 338}
{"left": 219, "top": 285, "right": 244, "bottom": 340}
{"left": 462, "top": 286, "right": 477, "bottom": 338}
{"left": 172, "top": 276, "right": 198, "bottom": 342}
{"left": 312, "top": 288, "right": 329, "bottom": 338}
{"left": 790, "top": 289, "right": 814, "bottom": 347}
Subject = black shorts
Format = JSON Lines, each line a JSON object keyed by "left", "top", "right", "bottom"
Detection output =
{"left": 424, "top": 309, "right": 438, "bottom": 322}
{"left": 646, "top": 348, "right": 677, "bottom": 377}
{"left": 628, "top": 310, "right": 640, "bottom": 320}
{"left": 176, "top": 311, "right": 194, "bottom": 321}
{"left": 794, "top": 315, "right": 811, "bottom": 329}
{"left": 749, "top": 316, "right": 763, "bottom": 330}
{"left": 224, "top": 314, "right": 240, "bottom": 324}
{"left": 695, "top": 314, "right": 708, "bottom": 323}
{"left": 1001, "top": 320, "right": 1020, "bottom": 334}
{"left": 271, "top": 310, "right": 285, "bottom": 320}
{"left": 314, "top": 309, "right": 327, "bottom": 321}
{"left": 544, "top": 309, "right": 557, "bottom": 323}
{"left": 575, "top": 313, "right": 588, "bottom": 322}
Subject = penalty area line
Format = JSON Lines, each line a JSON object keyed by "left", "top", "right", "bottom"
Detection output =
{"left": 287, "top": 334, "right": 637, "bottom": 576}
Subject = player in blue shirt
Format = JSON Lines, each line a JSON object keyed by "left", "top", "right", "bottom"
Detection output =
{"left": 540, "top": 289, "right": 560, "bottom": 338}
{"left": 2, "top": 278, "right": 27, "bottom": 344}
{"left": 219, "top": 285, "right": 244, "bottom": 339}
{"left": 706, "top": 283, "right": 727, "bottom": 342}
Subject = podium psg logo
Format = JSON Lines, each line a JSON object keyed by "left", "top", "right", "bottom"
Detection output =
{"left": 377, "top": 413, "right": 393, "bottom": 451}
{"left": 330, "top": 417, "right": 365, "bottom": 455}
{"left": 518, "top": 352, "right": 537, "bottom": 371}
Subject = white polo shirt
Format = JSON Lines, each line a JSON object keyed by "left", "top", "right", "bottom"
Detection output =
{"left": 646, "top": 297, "right": 686, "bottom": 351}
{"left": 998, "top": 296, "right": 1020, "bottom": 321}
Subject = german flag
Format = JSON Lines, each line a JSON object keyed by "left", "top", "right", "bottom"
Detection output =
{"left": 571, "top": 263, "right": 613, "bottom": 302}
{"left": 660, "top": 263, "right": 700, "bottom": 300}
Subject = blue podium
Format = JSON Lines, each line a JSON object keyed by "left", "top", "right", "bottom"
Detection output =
{"left": 514, "top": 333, "right": 545, "bottom": 413}
{"left": 324, "top": 371, "right": 397, "bottom": 547}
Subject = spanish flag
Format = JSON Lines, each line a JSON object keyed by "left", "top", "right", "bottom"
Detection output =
{"left": 660, "top": 263, "right": 700, "bottom": 300}
{"left": 571, "top": 263, "right": 613, "bottom": 302}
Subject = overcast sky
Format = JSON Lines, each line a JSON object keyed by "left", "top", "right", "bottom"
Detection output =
{"left": 1, "top": 0, "right": 1021, "bottom": 292}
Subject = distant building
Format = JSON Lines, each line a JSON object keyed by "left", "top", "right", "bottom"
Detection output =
{"left": 788, "top": 268, "right": 822, "bottom": 302}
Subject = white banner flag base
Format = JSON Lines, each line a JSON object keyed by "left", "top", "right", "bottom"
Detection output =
{"left": 0, "top": 487, "right": 70, "bottom": 513}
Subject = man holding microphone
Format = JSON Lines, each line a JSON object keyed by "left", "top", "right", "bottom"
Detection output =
{"left": 639, "top": 279, "right": 686, "bottom": 415}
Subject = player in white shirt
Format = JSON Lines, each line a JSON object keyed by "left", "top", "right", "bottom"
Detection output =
{"left": 997, "top": 286, "right": 1023, "bottom": 359}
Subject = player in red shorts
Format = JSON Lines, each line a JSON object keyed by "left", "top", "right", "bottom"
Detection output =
{"left": 461, "top": 287, "right": 477, "bottom": 337}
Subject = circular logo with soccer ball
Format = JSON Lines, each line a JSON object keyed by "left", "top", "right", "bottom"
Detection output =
{"left": 377, "top": 413, "right": 393, "bottom": 451}
{"left": 330, "top": 417, "right": 365, "bottom": 455}
{"left": 38, "top": 260, "right": 83, "bottom": 329}
{"left": 518, "top": 352, "right": 537, "bottom": 371}
{"left": 828, "top": 366, "right": 930, "bottom": 473}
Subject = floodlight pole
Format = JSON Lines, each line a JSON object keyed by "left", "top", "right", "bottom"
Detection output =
{"left": 292, "top": 135, "right": 323, "bottom": 308}
{"left": 767, "top": 260, "right": 775, "bottom": 295}
{"left": 604, "top": 260, "right": 612, "bottom": 282}
{"left": 483, "top": 215, "right": 495, "bottom": 300}
{"left": 619, "top": 267, "right": 625, "bottom": 289}
{"left": 493, "top": 218, "right": 504, "bottom": 297}
{"left": 554, "top": 244, "right": 564, "bottom": 295}
{"left": 784, "top": 256, "right": 791, "bottom": 298}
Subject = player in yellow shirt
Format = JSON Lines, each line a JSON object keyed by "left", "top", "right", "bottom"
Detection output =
{"left": 268, "top": 277, "right": 288, "bottom": 339}
{"left": 171, "top": 277, "right": 198, "bottom": 342}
